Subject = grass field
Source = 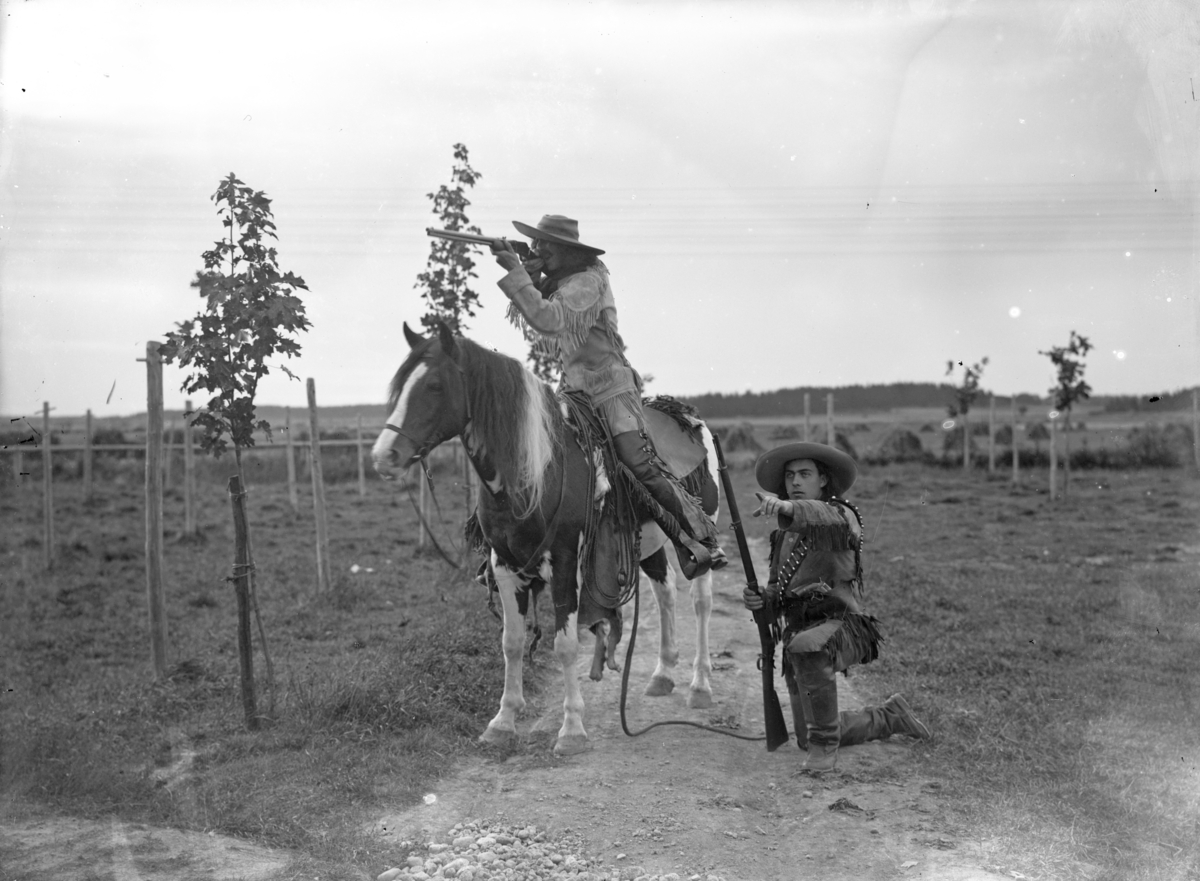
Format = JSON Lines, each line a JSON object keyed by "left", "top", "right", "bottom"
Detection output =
{"left": 2, "top": 431, "right": 1198, "bottom": 879}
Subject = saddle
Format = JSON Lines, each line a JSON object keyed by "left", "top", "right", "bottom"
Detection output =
{"left": 562, "top": 391, "right": 716, "bottom": 612}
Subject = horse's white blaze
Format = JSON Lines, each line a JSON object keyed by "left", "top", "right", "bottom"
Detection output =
{"left": 372, "top": 363, "right": 428, "bottom": 462}
{"left": 483, "top": 555, "right": 528, "bottom": 738}
{"left": 554, "top": 610, "right": 587, "bottom": 742}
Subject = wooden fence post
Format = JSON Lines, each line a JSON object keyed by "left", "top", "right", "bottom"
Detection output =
{"left": 1193, "top": 390, "right": 1199, "bottom": 471}
{"left": 307, "top": 379, "right": 332, "bottom": 592}
{"left": 463, "top": 439, "right": 474, "bottom": 512}
{"left": 42, "top": 402, "right": 55, "bottom": 570}
{"left": 183, "top": 399, "right": 196, "bottom": 536}
{"left": 1011, "top": 396, "right": 1020, "bottom": 486}
{"left": 145, "top": 343, "right": 168, "bottom": 679}
{"left": 825, "top": 393, "right": 834, "bottom": 446}
{"left": 803, "top": 393, "right": 811, "bottom": 442}
{"left": 163, "top": 419, "right": 173, "bottom": 489}
{"left": 1049, "top": 413, "right": 1058, "bottom": 501}
{"left": 988, "top": 394, "right": 995, "bottom": 474}
{"left": 285, "top": 407, "right": 298, "bottom": 512}
{"left": 356, "top": 414, "right": 366, "bottom": 497}
{"left": 418, "top": 464, "right": 430, "bottom": 550}
{"left": 84, "top": 409, "right": 94, "bottom": 501}
{"left": 227, "top": 474, "right": 259, "bottom": 730}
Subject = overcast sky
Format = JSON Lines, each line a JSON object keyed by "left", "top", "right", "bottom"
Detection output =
{"left": 2, "top": 0, "right": 1197, "bottom": 420}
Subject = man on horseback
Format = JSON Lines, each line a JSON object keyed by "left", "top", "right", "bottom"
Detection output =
{"left": 490, "top": 214, "right": 726, "bottom": 579}
{"left": 743, "top": 442, "right": 930, "bottom": 772}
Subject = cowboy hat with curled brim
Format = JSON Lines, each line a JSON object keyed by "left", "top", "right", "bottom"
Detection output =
{"left": 512, "top": 215, "right": 605, "bottom": 255}
{"left": 755, "top": 442, "right": 858, "bottom": 498}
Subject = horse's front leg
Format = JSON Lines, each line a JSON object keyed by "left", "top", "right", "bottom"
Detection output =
{"left": 480, "top": 556, "right": 527, "bottom": 746}
{"left": 687, "top": 568, "right": 714, "bottom": 709}
{"left": 552, "top": 545, "right": 589, "bottom": 755}
{"left": 552, "top": 608, "right": 589, "bottom": 756}
{"left": 642, "top": 547, "right": 680, "bottom": 698}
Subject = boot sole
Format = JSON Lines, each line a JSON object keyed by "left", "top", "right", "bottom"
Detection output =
{"left": 886, "top": 693, "right": 931, "bottom": 740}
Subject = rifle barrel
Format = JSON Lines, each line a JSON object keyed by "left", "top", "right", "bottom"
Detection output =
{"left": 426, "top": 228, "right": 493, "bottom": 245}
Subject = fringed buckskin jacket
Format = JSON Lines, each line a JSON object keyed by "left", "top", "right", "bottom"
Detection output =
{"left": 498, "top": 261, "right": 644, "bottom": 430}
{"left": 769, "top": 498, "right": 882, "bottom": 671}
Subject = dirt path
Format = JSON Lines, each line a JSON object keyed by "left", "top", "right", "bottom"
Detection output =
{"left": 372, "top": 558, "right": 1005, "bottom": 881}
{"left": 1, "top": 554, "right": 1004, "bottom": 881}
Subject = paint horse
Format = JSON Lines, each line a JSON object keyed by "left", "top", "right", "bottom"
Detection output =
{"left": 372, "top": 322, "right": 720, "bottom": 756}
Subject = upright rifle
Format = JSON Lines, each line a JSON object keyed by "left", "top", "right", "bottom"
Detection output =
{"left": 426, "top": 227, "right": 532, "bottom": 261}
{"left": 712, "top": 434, "right": 790, "bottom": 751}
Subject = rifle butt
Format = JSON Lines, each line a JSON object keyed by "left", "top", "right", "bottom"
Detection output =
{"left": 763, "top": 686, "right": 790, "bottom": 752}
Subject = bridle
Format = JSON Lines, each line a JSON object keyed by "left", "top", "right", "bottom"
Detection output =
{"left": 380, "top": 350, "right": 573, "bottom": 582}
{"left": 382, "top": 355, "right": 473, "bottom": 470}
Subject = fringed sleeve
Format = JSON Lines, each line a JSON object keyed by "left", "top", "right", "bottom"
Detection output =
{"left": 498, "top": 265, "right": 604, "bottom": 344}
{"left": 777, "top": 500, "right": 857, "bottom": 551}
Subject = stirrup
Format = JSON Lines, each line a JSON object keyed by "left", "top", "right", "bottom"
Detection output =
{"left": 707, "top": 543, "right": 728, "bottom": 570}
{"left": 675, "top": 535, "right": 712, "bottom": 580}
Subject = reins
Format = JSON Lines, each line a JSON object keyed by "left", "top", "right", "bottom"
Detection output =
{"left": 403, "top": 464, "right": 463, "bottom": 569}
{"left": 617, "top": 570, "right": 769, "bottom": 745}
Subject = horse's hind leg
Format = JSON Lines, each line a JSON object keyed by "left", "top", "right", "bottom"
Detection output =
{"left": 687, "top": 568, "right": 714, "bottom": 709}
{"left": 480, "top": 558, "right": 526, "bottom": 746}
{"left": 641, "top": 547, "right": 680, "bottom": 698}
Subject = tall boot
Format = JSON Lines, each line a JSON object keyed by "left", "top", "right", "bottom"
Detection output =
{"left": 612, "top": 430, "right": 727, "bottom": 579}
{"left": 787, "top": 691, "right": 810, "bottom": 751}
{"left": 880, "top": 693, "right": 931, "bottom": 740}
{"left": 833, "top": 693, "right": 931, "bottom": 746}
{"left": 797, "top": 659, "right": 840, "bottom": 773}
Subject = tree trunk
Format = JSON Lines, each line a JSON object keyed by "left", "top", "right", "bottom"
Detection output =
{"left": 962, "top": 411, "right": 970, "bottom": 472}
{"left": 1062, "top": 409, "right": 1071, "bottom": 499}
{"left": 228, "top": 466, "right": 259, "bottom": 730}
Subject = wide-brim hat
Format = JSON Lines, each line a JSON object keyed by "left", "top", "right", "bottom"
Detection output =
{"left": 755, "top": 442, "right": 858, "bottom": 498}
{"left": 512, "top": 215, "right": 605, "bottom": 255}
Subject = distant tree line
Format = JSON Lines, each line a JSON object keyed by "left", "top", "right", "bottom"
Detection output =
{"left": 680, "top": 382, "right": 1197, "bottom": 418}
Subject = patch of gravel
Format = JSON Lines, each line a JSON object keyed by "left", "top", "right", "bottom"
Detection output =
{"left": 375, "top": 819, "right": 728, "bottom": 881}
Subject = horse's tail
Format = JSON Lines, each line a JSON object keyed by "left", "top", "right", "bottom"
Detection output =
{"left": 698, "top": 421, "right": 723, "bottom": 525}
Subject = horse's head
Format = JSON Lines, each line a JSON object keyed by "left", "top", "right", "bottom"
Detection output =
{"left": 372, "top": 321, "right": 470, "bottom": 480}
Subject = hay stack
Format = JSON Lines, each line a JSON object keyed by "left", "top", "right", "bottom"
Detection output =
{"left": 873, "top": 428, "right": 926, "bottom": 463}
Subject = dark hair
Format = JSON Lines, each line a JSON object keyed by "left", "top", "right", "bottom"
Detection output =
{"left": 814, "top": 460, "right": 836, "bottom": 501}
{"left": 553, "top": 243, "right": 599, "bottom": 273}
{"left": 537, "top": 244, "right": 601, "bottom": 294}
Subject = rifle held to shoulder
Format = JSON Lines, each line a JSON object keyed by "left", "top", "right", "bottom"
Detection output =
{"left": 426, "top": 227, "right": 532, "bottom": 261}
{"left": 711, "top": 433, "right": 790, "bottom": 752}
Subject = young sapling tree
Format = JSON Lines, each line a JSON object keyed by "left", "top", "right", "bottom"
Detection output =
{"left": 1040, "top": 331, "right": 1093, "bottom": 498}
{"left": 415, "top": 143, "right": 484, "bottom": 336}
{"left": 159, "top": 173, "right": 311, "bottom": 728}
{"left": 945, "top": 357, "right": 989, "bottom": 471}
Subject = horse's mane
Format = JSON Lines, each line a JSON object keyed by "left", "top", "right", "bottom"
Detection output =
{"left": 388, "top": 334, "right": 559, "bottom": 518}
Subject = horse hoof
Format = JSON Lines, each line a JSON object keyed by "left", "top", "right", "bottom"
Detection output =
{"left": 479, "top": 726, "right": 517, "bottom": 746}
{"left": 553, "top": 734, "right": 591, "bottom": 756}
{"left": 687, "top": 689, "right": 714, "bottom": 709}
{"left": 643, "top": 675, "right": 675, "bottom": 697}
